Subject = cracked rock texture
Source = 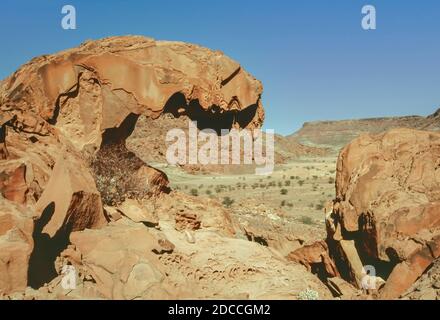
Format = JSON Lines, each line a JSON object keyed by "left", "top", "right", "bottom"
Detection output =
{"left": 328, "top": 128, "right": 440, "bottom": 299}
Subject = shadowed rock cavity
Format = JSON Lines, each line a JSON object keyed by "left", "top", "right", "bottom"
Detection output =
{"left": 163, "top": 92, "right": 259, "bottom": 134}
{"left": 28, "top": 202, "right": 70, "bottom": 288}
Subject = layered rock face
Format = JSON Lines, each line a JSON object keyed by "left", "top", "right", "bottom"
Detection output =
{"left": 326, "top": 128, "right": 440, "bottom": 299}
{"left": 0, "top": 36, "right": 330, "bottom": 299}
{"left": 290, "top": 110, "right": 440, "bottom": 150}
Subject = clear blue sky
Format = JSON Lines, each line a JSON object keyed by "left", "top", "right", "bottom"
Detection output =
{"left": 1, "top": 0, "right": 439, "bottom": 134}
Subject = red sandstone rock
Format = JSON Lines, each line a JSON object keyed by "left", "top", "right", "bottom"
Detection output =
{"left": 329, "top": 128, "right": 440, "bottom": 299}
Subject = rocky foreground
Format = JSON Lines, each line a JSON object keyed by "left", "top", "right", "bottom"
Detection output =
{"left": 0, "top": 36, "right": 439, "bottom": 300}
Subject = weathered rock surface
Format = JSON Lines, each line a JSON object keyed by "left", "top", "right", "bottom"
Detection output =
{"left": 402, "top": 257, "right": 440, "bottom": 300}
{"left": 0, "top": 201, "right": 34, "bottom": 295}
{"left": 35, "top": 151, "right": 107, "bottom": 238}
{"left": 118, "top": 198, "right": 159, "bottom": 226}
{"left": 1, "top": 36, "right": 264, "bottom": 151}
{"left": 0, "top": 36, "right": 333, "bottom": 300}
{"left": 327, "top": 128, "right": 440, "bottom": 299}
{"left": 287, "top": 240, "right": 338, "bottom": 281}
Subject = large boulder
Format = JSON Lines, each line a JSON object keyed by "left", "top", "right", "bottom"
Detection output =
{"left": 287, "top": 240, "right": 339, "bottom": 281}
{"left": 35, "top": 151, "right": 107, "bottom": 238}
{"left": 59, "top": 222, "right": 173, "bottom": 299}
{"left": 401, "top": 257, "right": 440, "bottom": 300}
{"left": 328, "top": 128, "right": 440, "bottom": 299}
{"left": 0, "top": 36, "right": 264, "bottom": 153}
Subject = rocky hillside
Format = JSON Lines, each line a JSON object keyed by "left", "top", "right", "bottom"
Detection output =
{"left": 290, "top": 110, "right": 440, "bottom": 150}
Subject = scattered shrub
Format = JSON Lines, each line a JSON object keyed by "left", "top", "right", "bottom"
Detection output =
{"left": 298, "top": 289, "right": 319, "bottom": 300}
{"left": 222, "top": 196, "right": 235, "bottom": 208}
{"left": 299, "top": 216, "right": 314, "bottom": 225}
{"left": 91, "top": 143, "right": 147, "bottom": 206}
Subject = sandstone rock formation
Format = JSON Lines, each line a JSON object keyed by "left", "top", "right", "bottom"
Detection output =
{"left": 287, "top": 240, "right": 339, "bottom": 281}
{"left": 1, "top": 36, "right": 264, "bottom": 150}
{"left": 326, "top": 128, "right": 440, "bottom": 299}
{"left": 402, "top": 257, "right": 440, "bottom": 300}
{"left": 0, "top": 36, "right": 330, "bottom": 299}
{"left": 0, "top": 201, "right": 34, "bottom": 294}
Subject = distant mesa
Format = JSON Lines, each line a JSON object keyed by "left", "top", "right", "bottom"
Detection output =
{"left": 289, "top": 109, "right": 440, "bottom": 150}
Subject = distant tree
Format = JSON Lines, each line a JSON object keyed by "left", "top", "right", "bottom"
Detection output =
{"left": 222, "top": 196, "right": 234, "bottom": 208}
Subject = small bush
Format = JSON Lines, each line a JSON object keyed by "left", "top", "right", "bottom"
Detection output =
{"left": 280, "top": 188, "right": 288, "bottom": 195}
{"left": 91, "top": 143, "right": 147, "bottom": 206}
{"left": 222, "top": 196, "right": 235, "bottom": 208}
{"left": 299, "top": 216, "right": 314, "bottom": 225}
{"left": 298, "top": 289, "right": 319, "bottom": 300}
{"left": 190, "top": 189, "right": 199, "bottom": 196}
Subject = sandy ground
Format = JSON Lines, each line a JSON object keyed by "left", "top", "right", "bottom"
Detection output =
{"left": 156, "top": 155, "right": 338, "bottom": 243}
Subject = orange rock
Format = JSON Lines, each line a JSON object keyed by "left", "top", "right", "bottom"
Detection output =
{"left": 0, "top": 201, "right": 34, "bottom": 295}
{"left": 35, "top": 152, "right": 107, "bottom": 237}
{"left": 331, "top": 128, "right": 440, "bottom": 299}
{"left": 1, "top": 36, "right": 264, "bottom": 152}
{"left": 0, "top": 162, "right": 28, "bottom": 204}
{"left": 287, "top": 240, "right": 339, "bottom": 280}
